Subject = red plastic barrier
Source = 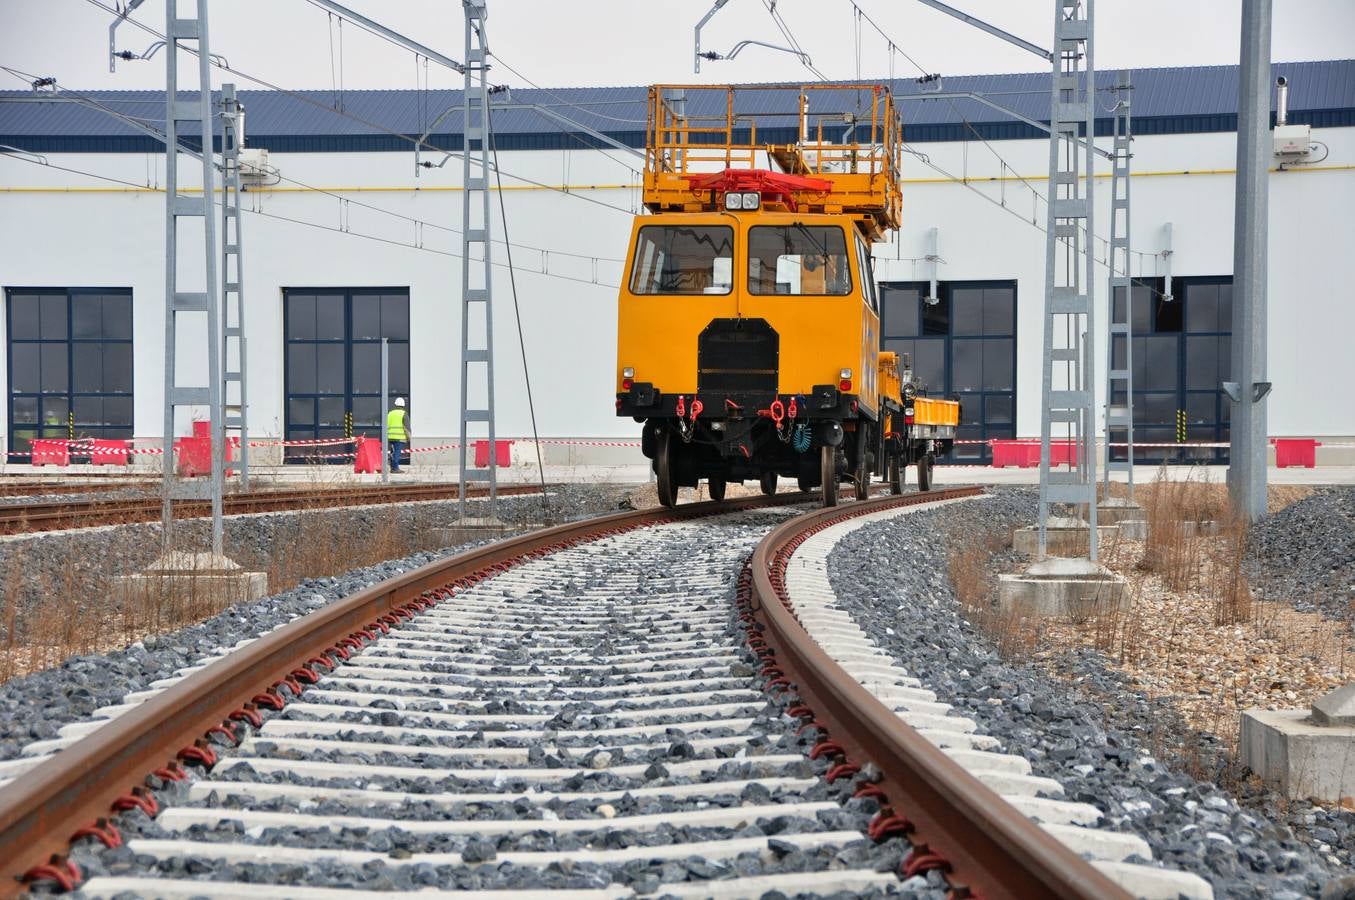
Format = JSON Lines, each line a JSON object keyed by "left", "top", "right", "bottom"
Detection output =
{"left": 1275, "top": 438, "right": 1319, "bottom": 469}
{"left": 30, "top": 439, "right": 70, "bottom": 467}
{"left": 88, "top": 439, "right": 130, "bottom": 466}
{"left": 988, "top": 439, "right": 1080, "bottom": 468}
{"left": 990, "top": 440, "right": 1039, "bottom": 468}
{"left": 1050, "top": 440, "right": 1080, "bottom": 467}
{"left": 353, "top": 436, "right": 382, "bottom": 474}
{"left": 474, "top": 439, "right": 514, "bottom": 467}
{"left": 175, "top": 426, "right": 237, "bottom": 477}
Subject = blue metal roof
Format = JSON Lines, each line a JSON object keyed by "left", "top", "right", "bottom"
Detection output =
{"left": 1, "top": 59, "right": 1350, "bottom": 154}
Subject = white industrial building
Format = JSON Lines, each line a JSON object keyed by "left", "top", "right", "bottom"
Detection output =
{"left": 0, "top": 59, "right": 1351, "bottom": 468}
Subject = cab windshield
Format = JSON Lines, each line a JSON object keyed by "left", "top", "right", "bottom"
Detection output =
{"left": 747, "top": 225, "right": 852, "bottom": 296}
{"left": 629, "top": 225, "right": 734, "bottom": 295}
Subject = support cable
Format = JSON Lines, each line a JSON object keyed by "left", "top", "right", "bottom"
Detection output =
{"left": 0, "top": 150, "right": 622, "bottom": 288}
{"left": 488, "top": 102, "right": 551, "bottom": 523}
{"left": 81, "top": 0, "right": 636, "bottom": 216}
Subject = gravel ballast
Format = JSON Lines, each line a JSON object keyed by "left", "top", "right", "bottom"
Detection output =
{"left": 824, "top": 488, "right": 1342, "bottom": 899}
{"left": 63, "top": 506, "right": 908, "bottom": 897}
{"left": 1246, "top": 486, "right": 1355, "bottom": 622}
{"left": 0, "top": 485, "right": 628, "bottom": 760}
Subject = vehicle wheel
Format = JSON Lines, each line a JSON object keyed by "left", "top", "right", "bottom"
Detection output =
{"left": 760, "top": 471, "right": 777, "bottom": 496}
{"left": 708, "top": 475, "right": 727, "bottom": 502}
{"left": 655, "top": 430, "right": 678, "bottom": 508}
{"left": 888, "top": 456, "right": 902, "bottom": 495}
{"left": 917, "top": 453, "right": 934, "bottom": 492}
{"left": 853, "top": 443, "right": 870, "bottom": 501}
{"left": 821, "top": 445, "right": 838, "bottom": 507}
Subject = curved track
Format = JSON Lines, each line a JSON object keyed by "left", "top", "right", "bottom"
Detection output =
{"left": 0, "top": 487, "right": 1143, "bottom": 898}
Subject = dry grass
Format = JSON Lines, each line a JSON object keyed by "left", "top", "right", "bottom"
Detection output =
{"left": 954, "top": 470, "right": 1354, "bottom": 787}
{"left": 947, "top": 524, "right": 1038, "bottom": 658}
{"left": 0, "top": 501, "right": 468, "bottom": 685}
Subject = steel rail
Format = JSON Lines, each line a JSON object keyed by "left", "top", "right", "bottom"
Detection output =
{"left": 746, "top": 488, "right": 1134, "bottom": 900}
{"left": 0, "top": 482, "right": 547, "bottom": 534}
{"left": 0, "top": 491, "right": 814, "bottom": 895}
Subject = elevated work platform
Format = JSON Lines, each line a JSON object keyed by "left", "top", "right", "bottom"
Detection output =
{"left": 644, "top": 83, "right": 903, "bottom": 240}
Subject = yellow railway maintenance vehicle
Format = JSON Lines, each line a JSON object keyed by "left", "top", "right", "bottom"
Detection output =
{"left": 615, "top": 84, "right": 959, "bottom": 507}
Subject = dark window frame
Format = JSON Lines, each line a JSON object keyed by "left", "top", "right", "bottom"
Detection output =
{"left": 6, "top": 287, "right": 134, "bottom": 457}
{"left": 878, "top": 279, "right": 1017, "bottom": 464}
{"left": 1110, "top": 275, "right": 1232, "bottom": 465}
{"left": 283, "top": 287, "right": 411, "bottom": 463}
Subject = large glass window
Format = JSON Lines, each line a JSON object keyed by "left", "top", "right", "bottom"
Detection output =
{"left": 879, "top": 281, "right": 1016, "bottom": 464}
{"left": 284, "top": 288, "right": 410, "bottom": 462}
{"left": 748, "top": 225, "right": 851, "bottom": 295}
{"left": 629, "top": 226, "right": 733, "bottom": 295}
{"left": 1110, "top": 277, "right": 1232, "bottom": 465}
{"left": 7, "top": 288, "right": 134, "bottom": 457}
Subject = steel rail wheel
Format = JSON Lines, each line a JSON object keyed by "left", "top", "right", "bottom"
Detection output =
{"left": 888, "top": 456, "right": 902, "bottom": 495}
{"left": 917, "top": 453, "right": 934, "bottom": 492}
{"left": 820, "top": 445, "right": 838, "bottom": 507}
{"left": 655, "top": 429, "right": 678, "bottom": 508}
{"left": 707, "top": 475, "right": 727, "bottom": 502}
{"left": 852, "top": 442, "right": 869, "bottom": 502}
{"left": 760, "top": 471, "right": 777, "bottom": 495}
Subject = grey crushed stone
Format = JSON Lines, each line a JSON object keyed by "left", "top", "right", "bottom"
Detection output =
{"left": 826, "top": 487, "right": 1344, "bottom": 899}
{"left": 57, "top": 505, "right": 910, "bottom": 896}
{"left": 1245, "top": 486, "right": 1355, "bottom": 622}
{"left": 0, "top": 485, "right": 625, "bottom": 760}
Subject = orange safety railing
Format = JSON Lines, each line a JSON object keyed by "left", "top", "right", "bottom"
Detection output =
{"left": 644, "top": 84, "right": 903, "bottom": 240}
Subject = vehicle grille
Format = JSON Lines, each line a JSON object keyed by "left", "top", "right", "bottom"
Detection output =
{"left": 697, "top": 318, "right": 779, "bottom": 394}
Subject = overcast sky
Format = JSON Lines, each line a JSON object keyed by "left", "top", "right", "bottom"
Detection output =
{"left": 1, "top": 0, "right": 1352, "bottom": 96}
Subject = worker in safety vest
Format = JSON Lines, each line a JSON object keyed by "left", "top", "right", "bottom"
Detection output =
{"left": 386, "top": 397, "right": 410, "bottom": 473}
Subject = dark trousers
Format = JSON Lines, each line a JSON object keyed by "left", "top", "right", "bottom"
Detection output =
{"left": 389, "top": 440, "right": 405, "bottom": 472}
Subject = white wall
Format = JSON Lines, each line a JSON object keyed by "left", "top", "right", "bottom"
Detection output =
{"left": 0, "top": 124, "right": 1351, "bottom": 447}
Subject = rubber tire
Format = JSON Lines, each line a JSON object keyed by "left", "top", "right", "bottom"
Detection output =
{"left": 888, "top": 456, "right": 902, "bottom": 495}
{"left": 760, "top": 472, "right": 778, "bottom": 496}
{"left": 708, "top": 475, "right": 727, "bottom": 502}
{"left": 917, "top": 453, "right": 934, "bottom": 492}
{"left": 655, "top": 430, "right": 678, "bottom": 508}
{"left": 821, "top": 445, "right": 839, "bottom": 508}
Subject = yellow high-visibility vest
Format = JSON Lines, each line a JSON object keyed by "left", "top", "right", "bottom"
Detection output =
{"left": 386, "top": 408, "right": 407, "bottom": 441}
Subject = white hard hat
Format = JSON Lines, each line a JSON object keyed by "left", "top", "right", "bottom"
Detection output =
{"left": 394, "top": 397, "right": 406, "bottom": 407}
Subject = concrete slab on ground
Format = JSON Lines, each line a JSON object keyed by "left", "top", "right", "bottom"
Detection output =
{"left": 111, "top": 552, "right": 267, "bottom": 608}
{"left": 998, "top": 558, "right": 1128, "bottom": 618}
{"left": 1012, "top": 519, "right": 1120, "bottom": 557}
{"left": 1240, "top": 703, "right": 1355, "bottom": 802}
{"left": 433, "top": 517, "right": 511, "bottom": 547}
{"left": 1096, "top": 498, "right": 1145, "bottom": 525}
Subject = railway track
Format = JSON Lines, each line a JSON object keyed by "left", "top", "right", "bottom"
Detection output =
{"left": 0, "top": 488, "right": 1206, "bottom": 898}
{"left": 0, "top": 482, "right": 545, "bottom": 535}
{"left": 0, "top": 480, "right": 158, "bottom": 499}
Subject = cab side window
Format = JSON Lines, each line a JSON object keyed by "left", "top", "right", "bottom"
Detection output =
{"left": 855, "top": 237, "right": 878, "bottom": 311}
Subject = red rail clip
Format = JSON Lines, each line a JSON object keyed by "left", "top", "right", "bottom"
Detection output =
{"left": 178, "top": 740, "right": 218, "bottom": 769}
{"left": 71, "top": 818, "right": 122, "bottom": 849}
{"left": 22, "top": 857, "right": 80, "bottom": 892}
{"left": 902, "top": 849, "right": 950, "bottom": 877}
{"left": 112, "top": 786, "right": 159, "bottom": 817}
